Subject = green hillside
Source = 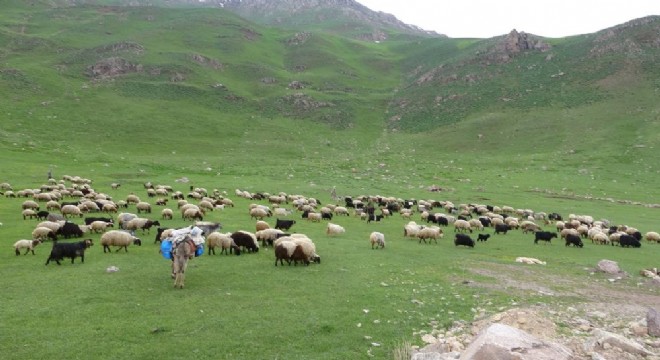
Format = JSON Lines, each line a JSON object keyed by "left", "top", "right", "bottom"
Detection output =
{"left": 0, "top": 2, "right": 659, "bottom": 203}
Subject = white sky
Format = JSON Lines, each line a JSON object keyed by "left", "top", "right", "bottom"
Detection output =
{"left": 357, "top": 0, "right": 659, "bottom": 38}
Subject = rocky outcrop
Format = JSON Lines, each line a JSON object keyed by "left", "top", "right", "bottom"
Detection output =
{"left": 86, "top": 57, "right": 142, "bottom": 78}
{"left": 460, "top": 323, "right": 572, "bottom": 360}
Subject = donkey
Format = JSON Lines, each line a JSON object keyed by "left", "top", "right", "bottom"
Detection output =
{"left": 172, "top": 236, "right": 196, "bottom": 289}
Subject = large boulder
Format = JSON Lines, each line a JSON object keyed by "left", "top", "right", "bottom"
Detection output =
{"left": 459, "top": 323, "right": 572, "bottom": 360}
{"left": 596, "top": 259, "right": 621, "bottom": 274}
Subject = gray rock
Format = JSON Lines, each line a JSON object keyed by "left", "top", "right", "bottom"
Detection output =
{"left": 648, "top": 308, "right": 660, "bottom": 337}
{"left": 592, "top": 328, "right": 655, "bottom": 356}
{"left": 459, "top": 323, "right": 572, "bottom": 360}
{"left": 597, "top": 259, "right": 621, "bottom": 274}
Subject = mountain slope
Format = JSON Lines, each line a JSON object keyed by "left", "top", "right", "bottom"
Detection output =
{"left": 0, "top": 2, "right": 658, "bottom": 201}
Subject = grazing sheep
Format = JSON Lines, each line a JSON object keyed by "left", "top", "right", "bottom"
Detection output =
{"left": 370, "top": 232, "right": 385, "bottom": 249}
{"left": 326, "top": 223, "right": 345, "bottom": 237}
{"left": 100, "top": 230, "right": 142, "bottom": 253}
{"left": 22, "top": 209, "right": 38, "bottom": 220}
{"left": 619, "top": 234, "right": 641, "bottom": 248}
{"left": 306, "top": 212, "right": 322, "bottom": 222}
{"left": 255, "top": 220, "right": 270, "bottom": 232}
{"left": 206, "top": 232, "right": 240, "bottom": 255}
{"left": 290, "top": 236, "right": 320, "bottom": 264}
{"left": 591, "top": 232, "right": 610, "bottom": 245}
{"left": 453, "top": 219, "right": 472, "bottom": 233}
{"left": 161, "top": 208, "right": 173, "bottom": 220}
{"left": 61, "top": 204, "right": 83, "bottom": 218}
{"left": 249, "top": 207, "right": 270, "bottom": 220}
{"left": 182, "top": 208, "right": 204, "bottom": 221}
{"left": 13, "top": 239, "right": 42, "bottom": 255}
{"left": 417, "top": 226, "right": 443, "bottom": 244}
{"left": 256, "top": 228, "right": 286, "bottom": 247}
{"left": 22, "top": 200, "right": 40, "bottom": 211}
{"left": 32, "top": 227, "right": 58, "bottom": 241}
{"left": 404, "top": 221, "right": 424, "bottom": 239}
{"left": 273, "top": 208, "right": 292, "bottom": 217}
{"left": 90, "top": 220, "right": 114, "bottom": 233}
{"left": 645, "top": 231, "right": 660, "bottom": 243}
{"left": 123, "top": 217, "right": 161, "bottom": 234}
{"left": 274, "top": 240, "right": 297, "bottom": 266}
{"left": 126, "top": 194, "right": 140, "bottom": 204}
{"left": 230, "top": 231, "right": 259, "bottom": 253}
{"left": 45, "top": 238, "right": 93, "bottom": 265}
{"left": 136, "top": 201, "right": 152, "bottom": 214}
{"left": 565, "top": 234, "right": 584, "bottom": 248}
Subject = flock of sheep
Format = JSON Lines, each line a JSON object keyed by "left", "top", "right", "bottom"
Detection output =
{"left": 3, "top": 176, "right": 659, "bottom": 274}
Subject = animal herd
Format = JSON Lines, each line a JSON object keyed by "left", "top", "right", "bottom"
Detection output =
{"left": 2, "top": 176, "right": 659, "bottom": 289}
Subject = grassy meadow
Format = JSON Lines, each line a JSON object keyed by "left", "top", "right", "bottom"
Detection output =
{"left": 0, "top": 2, "right": 659, "bottom": 359}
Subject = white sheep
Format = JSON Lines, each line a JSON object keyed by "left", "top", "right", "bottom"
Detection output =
{"left": 161, "top": 208, "right": 173, "bottom": 220}
{"left": 61, "top": 204, "right": 82, "bottom": 218}
{"left": 453, "top": 219, "right": 472, "bottom": 233}
{"left": 126, "top": 194, "right": 140, "bottom": 204}
{"left": 306, "top": 212, "right": 322, "bottom": 222}
{"left": 256, "top": 228, "right": 286, "bottom": 247}
{"left": 102, "top": 203, "right": 118, "bottom": 213}
{"left": 417, "top": 226, "right": 443, "bottom": 244}
{"left": 22, "top": 200, "right": 40, "bottom": 210}
{"left": 100, "top": 230, "right": 141, "bottom": 253}
{"left": 645, "top": 231, "right": 660, "bottom": 243}
{"left": 369, "top": 232, "right": 385, "bottom": 249}
{"left": 32, "top": 226, "right": 56, "bottom": 241}
{"left": 22, "top": 209, "right": 38, "bottom": 220}
{"left": 206, "top": 232, "right": 239, "bottom": 255}
{"left": 249, "top": 207, "right": 269, "bottom": 220}
{"left": 124, "top": 217, "right": 160, "bottom": 233}
{"left": 136, "top": 201, "right": 152, "bottom": 214}
{"left": 333, "top": 206, "right": 350, "bottom": 216}
{"left": 273, "top": 208, "right": 291, "bottom": 217}
{"left": 404, "top": 221, "right": 424, "bottom": 239}
{"left": 326, "top": 223, "right": 345, "bottom": 236}
{"left": 90, "top": 220, "right": 114, "bottom": 233}
{"left": 182, "top": 208, "right": 204, "bottom": 221}
{"left": 13, "top": 239, "right": 43, "bottom": 255}
{"left": 592, "top": 232, "right": 610, "bottom": 245}
{"left": 36, "top": 220, "right": 64, "bottom": 232}
{"left": 255, "top": 220, "right": 270, "bottom": 232}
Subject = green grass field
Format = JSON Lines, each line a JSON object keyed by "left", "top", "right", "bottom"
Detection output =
{"left": 0, "top": 169, "right": 658, "bottom": 359}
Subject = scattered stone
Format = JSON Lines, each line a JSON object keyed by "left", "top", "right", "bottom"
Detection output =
{"left": 597, "top": 259, "right": 621, "bottom": 274}
{"left": 592, "top": 328, "right": 655, "bottom": 356}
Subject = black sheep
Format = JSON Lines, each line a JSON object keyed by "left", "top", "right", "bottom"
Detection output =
{"left": 494, "top": 224, "right": 510, "bottom": 235}
{"left": 57, "top": 221, "right": 83, "bottom": 239}
{"left": 534, "top": 231, "right": 557, "bottom": 244}
{"left": 45, "top": 239, "right": 94, "bottom": 265}
{"left": 565, "top": 234, "right": 584, "bottom": 248}
{"left": 275, "top": 219, "right": 296, "bottom": 231}
{"left": 454, "top": 233, "right": 475, "bottom": 248}
{"left": 477, "top": 233, "right": 490, "bottom": 242}
{"left": 619, "top": 235, "right": 641, "bottom": 248}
